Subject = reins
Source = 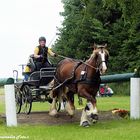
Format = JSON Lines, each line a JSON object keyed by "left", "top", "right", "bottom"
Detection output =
{"left": 58, "top": 54, "right": 99, "bottom": 70}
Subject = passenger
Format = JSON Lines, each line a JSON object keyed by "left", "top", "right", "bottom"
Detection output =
{"left": 24, "top": 55, "right": 35, "bottom": 81}
{"left": 24, "top": 56, "right": 32, "bottom": 81}
{"left": 24, "top": 65, "right": 30, "bottom": 81}
{"left": 105, "top": 84, "right": 114, "bottom": 97}
{"left": 34, "top": 36, "right": 57, "bottom": 71}
{"left": 99, "top": 84, "right": 106, "bottom": 97}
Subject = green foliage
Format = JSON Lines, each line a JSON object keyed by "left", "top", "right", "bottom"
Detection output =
{"left": 54, "top": 0, "right": 140, "bottom": 73}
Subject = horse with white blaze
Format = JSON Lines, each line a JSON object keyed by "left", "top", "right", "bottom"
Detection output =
{"left": 49, "top": 43, "right": 109, "bottom": 127}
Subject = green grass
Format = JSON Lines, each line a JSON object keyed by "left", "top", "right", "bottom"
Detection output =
{"left": 0, "top": 87, "right": 5, "bottom": 113}
{"left": 31, "top": 96, "right": 130, "bottom": 112}
{"left": 0, "top": 95, "right": 130, "bottom": 114}
{"left": 97, "top": 96, "right": 130, "bottom": 111}
{"left": 0, "top": 102, "right": 5, "bottom": 114}
{"left": 0, "top": 120, "right": 140, "bottom": 140}
{"left": 108, "top": 82, "right": 130, "bottom": 96}
{"left": 0, "top": 89, "right": 137, "bottom": 140}
{"left": 0, "top": 87, "right": 4, "bottom": 95}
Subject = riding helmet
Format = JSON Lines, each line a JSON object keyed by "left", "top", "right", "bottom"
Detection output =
{"left": 39, "top": 36, "right": 46, "bottom": 42}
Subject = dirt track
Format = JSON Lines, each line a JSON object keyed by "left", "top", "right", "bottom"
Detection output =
{"left": 0, "top": 94, "right": 121, "bottom": 125}
{"left": 15, "top": 110, "right": 121, "bottom": 125}
{"left": 0, "top": 109, "right": 121, "bottom": 125}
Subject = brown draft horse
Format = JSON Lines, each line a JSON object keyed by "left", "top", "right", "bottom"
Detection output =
{"left": 49, "top": 44, "right": 109, "bottom": 127}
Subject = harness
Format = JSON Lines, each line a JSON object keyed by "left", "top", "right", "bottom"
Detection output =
{"left": 74, "top": 68, "right": 101, "bottom": 85}
{"left": 53, "top": 61, "right": 101, "bottom": 91}
{"left": 76, "top": 75, "right": 101, "bottom": 86}
{"left": 53, "top": 61, "right": 82, "bottom": 90}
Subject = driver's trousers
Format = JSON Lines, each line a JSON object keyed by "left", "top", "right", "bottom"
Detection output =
{"left": 35, "top": 61, "right": 51, "bottom": 71}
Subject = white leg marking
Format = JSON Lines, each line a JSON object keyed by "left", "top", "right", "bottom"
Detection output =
{"left": 85, "top": 102, "right": 98, "bottom": 124}
{"left": 49, "top": 97, "right": 57, "bottom": 116}
{"left": 65, "top": 101, "right": 75, "bottom": 116}
{"left": 80, "top": 109, "right": 90, "bottom": 126}
{"left": 86, "top": 102, "right": 98, "bottom": 116}
{"left": 93, "top": 106, "right": 98, "bottom": 115}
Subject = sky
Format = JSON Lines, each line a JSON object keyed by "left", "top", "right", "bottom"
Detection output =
{"left": 0, "top": 0, "right": 63, "bottom": 78}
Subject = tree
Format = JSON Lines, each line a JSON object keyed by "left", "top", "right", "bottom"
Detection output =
{"left": 53, "top": 0, "right": 140, "bottom": 73}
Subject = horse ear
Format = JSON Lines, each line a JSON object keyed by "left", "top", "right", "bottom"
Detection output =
{"left": 104, "top": 43, "right": 107, "bottom": 48}
{"left": 93, "top": 43, "right": 97, "bottom": 50}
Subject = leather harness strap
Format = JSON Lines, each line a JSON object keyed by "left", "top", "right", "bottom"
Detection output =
{"left": 53, "top": 60, "right": 101, "bottom": 91}
{"left": 53, "top": 61, "right": 82, "bottom": 90}
{"left": 74, "top": 67, "right": 101, "bottom": 85}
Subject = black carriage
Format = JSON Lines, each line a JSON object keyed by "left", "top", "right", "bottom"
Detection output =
{"left": 14, "top": 67, "right": 62, "bottom": 114}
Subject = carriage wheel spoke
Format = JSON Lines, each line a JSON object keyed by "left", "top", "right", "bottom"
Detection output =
{"left": 21, "top": 85, "right": 32, "bottom": 114}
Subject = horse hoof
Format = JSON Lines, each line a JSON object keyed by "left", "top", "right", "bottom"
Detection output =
{"left": 81, "top": 121, "right": 90, "bottom": 127}
{"left": 49, "top": 109, "right": 58, "bottom": 116}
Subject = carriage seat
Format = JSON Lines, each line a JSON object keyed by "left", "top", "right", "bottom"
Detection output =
{"left": 39, "top": 67, "right": 56, "bottom": 86}
{"left": 26, "top": 67, "right": 55, "bottom": 85}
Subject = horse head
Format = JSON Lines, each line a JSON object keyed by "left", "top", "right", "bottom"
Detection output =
{"left": 91, "top": 43, "right": 109, "bottom": 75}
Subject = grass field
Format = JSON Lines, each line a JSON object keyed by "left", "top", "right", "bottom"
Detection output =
{"left": 0, "top": 87, "right": 4, "bottom": 95}
{"left": 0, "top": 87, "right": 4, "bottom": 113}
{"left": 0, "top": 119, "right": 140, "bottom": 140}
{"left": 0, "top": 87, "right": 140, "bottom": 140}
{"left": 30, "top": 96, "right": 130, "bottom": 112}
{"left": 0, "top": 94, "right": 130, "bottom": 114}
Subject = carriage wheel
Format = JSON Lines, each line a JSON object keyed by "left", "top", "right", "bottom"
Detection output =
{"left": 15, "top": 85, "right": 22, "bottom": 114}
{"left": 56, "top": 100, "right": 61, "bottom": 112}
{"left": 56, "top": 99, "right": 67, "bottom": 112}
{"left": 22, "top": 85, "right": 32, "bottom": 114}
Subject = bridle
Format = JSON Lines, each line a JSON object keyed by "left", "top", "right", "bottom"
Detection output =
{"left": 97, "top": 60, "right": 108, "bottom": 68}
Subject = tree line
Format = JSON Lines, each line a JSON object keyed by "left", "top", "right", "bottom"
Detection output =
{"left": 53, "top": 0, "right": 140, "bottom": 74}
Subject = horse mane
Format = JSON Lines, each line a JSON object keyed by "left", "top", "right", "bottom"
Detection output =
{"left": 87, "top": 48, "right": 109, "bottom": 62}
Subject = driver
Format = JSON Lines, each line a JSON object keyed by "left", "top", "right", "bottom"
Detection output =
{"left": 34, "top": 36, "right": 57, "bottom": 70}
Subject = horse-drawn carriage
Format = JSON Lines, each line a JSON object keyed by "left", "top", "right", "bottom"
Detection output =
{"left": 14, "top": 67, "right": 62, "bottom": 114}
{"left": 14, "top": 44, "right": 109, "bottom": 127}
